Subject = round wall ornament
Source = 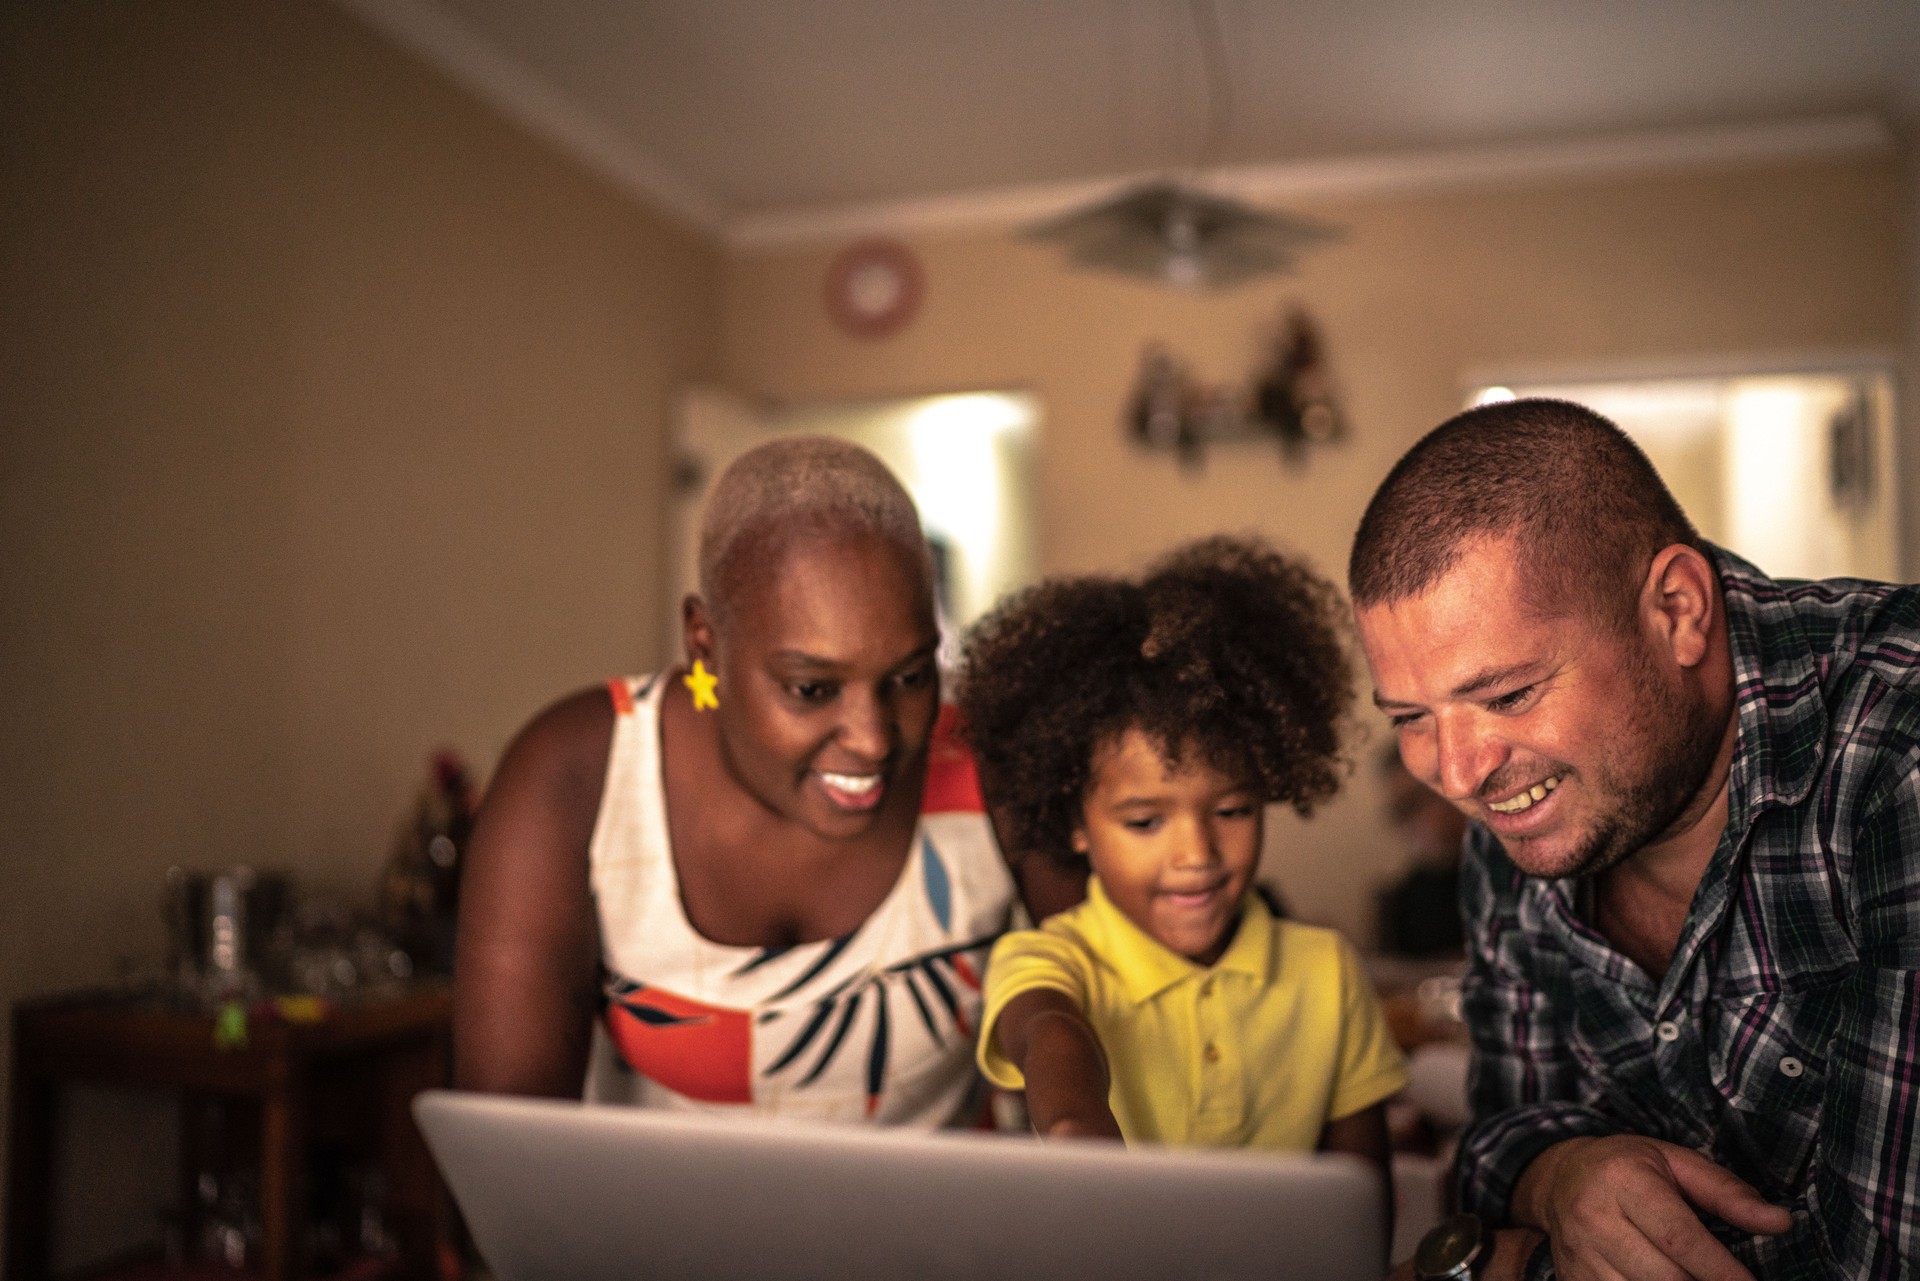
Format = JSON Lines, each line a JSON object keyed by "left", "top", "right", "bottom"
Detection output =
{"left": 823, "top": 238, "right": 924, "bottom": 339}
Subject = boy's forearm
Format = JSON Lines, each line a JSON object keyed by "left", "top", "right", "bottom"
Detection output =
{"left": 998, "top": 991, "right": 1122, "bottom": 1139}
{"left": 1021, "top": 1009, "right": 1122, "bottom": 1138}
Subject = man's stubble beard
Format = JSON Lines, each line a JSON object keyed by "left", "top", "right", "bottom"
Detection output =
{"left": 1561, "top": 647, "right": 1726, "bottom": 881}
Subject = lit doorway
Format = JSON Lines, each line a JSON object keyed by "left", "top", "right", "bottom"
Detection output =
{"left": 667, "top": 387, "right": 1040, "bottom": 665}
{"left": 1469, "top": 369, "right": 1899, "bottom": 582}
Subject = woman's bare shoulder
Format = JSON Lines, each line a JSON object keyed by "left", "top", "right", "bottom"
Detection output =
{"left": 500, "top": 684, "right": 618, "bottom": 796}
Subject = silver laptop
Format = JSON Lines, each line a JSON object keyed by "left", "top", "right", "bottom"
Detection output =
{"left": 415, "top": 1090, "right": 1385, "bottom": 1281}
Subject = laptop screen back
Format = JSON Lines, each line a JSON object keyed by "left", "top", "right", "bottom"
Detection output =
{"left": 416, "top": 1090, "right": 1385, "bottom": 1281}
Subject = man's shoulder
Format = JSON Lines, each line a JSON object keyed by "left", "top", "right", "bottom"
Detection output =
{"left": 1784, "top": 579, "right": 1920, "bottom": 755}
{"left": 1720, "top": 559, "right": 1920, "bottom": 778}
{"left": 1724, "top": 557, "right": 1920, "bottom": 692}
{"left": 1834, "top": 591, "right": 1920, "bottom": 733}
{"left": 1721, "top": 567, "right": 1920, "bottom": 906}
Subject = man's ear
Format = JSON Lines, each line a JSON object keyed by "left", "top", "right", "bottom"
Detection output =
{"left": 1642, "top": 544, "right": 1717, "bottom": 670}
{"left": 682, "top": 594, "right": 716, "bottom": 667}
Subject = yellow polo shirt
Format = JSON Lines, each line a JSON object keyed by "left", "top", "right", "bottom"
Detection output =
{"left": 978, "top": 877, "right": 1408, "bottom": 1148}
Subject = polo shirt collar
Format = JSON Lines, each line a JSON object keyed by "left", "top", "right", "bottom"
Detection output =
{"left": 1082, "top": 875, "right": 1272, "bottom": 1004}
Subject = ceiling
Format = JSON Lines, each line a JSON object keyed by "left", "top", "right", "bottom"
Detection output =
{"left": 341, "top": 0, "right": 1920, "bottom": 239}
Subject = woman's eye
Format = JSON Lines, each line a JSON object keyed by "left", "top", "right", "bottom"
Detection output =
{"left": 790, "top": 681, "right": 838, "bottom": 703}
{"left": 894, "top": 665, "right": 934, "bottom": 690}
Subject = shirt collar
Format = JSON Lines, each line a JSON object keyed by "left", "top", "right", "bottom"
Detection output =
{"left": 1712, "top": 543, "right": 1827, "bottom": 821}
{"left": 1081, "top": 875, "right": 1274, "bottom": 1004}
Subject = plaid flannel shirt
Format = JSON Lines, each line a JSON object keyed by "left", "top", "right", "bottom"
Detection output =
{"left": 1456, "top": 547, "right": 1920, "bottom": 1280}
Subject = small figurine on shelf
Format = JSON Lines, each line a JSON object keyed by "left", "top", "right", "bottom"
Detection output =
{"left": 1127, "top": 343, "right": 1185, "bottom": 450}
{"left": 378, "top": 749, "right": 478, "bottom": 978}
{"left": 1253, "top": 307, "right": 1347, "bottom": 467}
{"left": 1125, "top": 342, "right": 1216, "bottom": 471}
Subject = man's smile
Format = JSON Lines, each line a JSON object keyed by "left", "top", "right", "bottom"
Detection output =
{"left": 1486, "top": 772, "right": 1564, "bottom": 815}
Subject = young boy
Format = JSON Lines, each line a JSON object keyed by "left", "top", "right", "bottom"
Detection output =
{"left": 960, "top": 537, "right": 1408, "bottom": 1171}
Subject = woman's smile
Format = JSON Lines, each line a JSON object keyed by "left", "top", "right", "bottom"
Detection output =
{"left": 814, "top": 767, "right": 886, "bottom": 811}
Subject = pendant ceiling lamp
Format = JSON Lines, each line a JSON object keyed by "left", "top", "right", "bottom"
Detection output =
{"left": 1024, "top": 0, "right": 1339, "bottom": 291}
{"left": 1026, "top": 181, "right": 1337, "bottom": 290}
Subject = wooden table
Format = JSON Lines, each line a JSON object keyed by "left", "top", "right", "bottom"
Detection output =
{"left": 7, "top": 986, "right": 452, "bottom": 1281}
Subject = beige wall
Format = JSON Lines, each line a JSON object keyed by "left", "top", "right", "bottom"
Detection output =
{"left": 722, "top": 155, "right": 1906, "bottom": 942}
{"left": 0, "top": 1, "right": 716, "bottom": 1262}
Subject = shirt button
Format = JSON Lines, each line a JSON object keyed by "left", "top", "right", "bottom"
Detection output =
{"left": 1655, "top": 1020, "right": 1680, "bottom": 1042}
{"left": 1779, "top": 1056, "right": 1804, "bottom": 1078}
{"left": 1203, "top": 1042, "right": 1220, "bottom": 1064}
{"left": 1199, "top": 979, "right": 1215, "bottom": 999}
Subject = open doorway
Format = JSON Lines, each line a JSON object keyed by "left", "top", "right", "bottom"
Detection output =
{"left": 1469, "top": 369, "right": 1899, "bottom": 582}
{"left": 667, "top": 387, "right": 1040, "bottom": 666}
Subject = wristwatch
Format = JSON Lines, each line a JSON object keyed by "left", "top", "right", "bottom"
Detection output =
{"left": 1413, "top": 1213, "right": 1487, "bottom": 1281}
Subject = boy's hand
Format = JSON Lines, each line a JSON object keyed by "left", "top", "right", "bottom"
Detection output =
{"left": 1043, "top": 1114, "right": 1124, "bottom": 1140}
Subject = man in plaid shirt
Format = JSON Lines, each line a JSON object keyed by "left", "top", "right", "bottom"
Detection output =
{"left": 1351, "top": 399, "right": 1917, "bottom": 1280}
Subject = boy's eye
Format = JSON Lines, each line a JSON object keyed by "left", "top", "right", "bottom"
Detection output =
{"left": 1216, "top": 803, "right": 1256, "bottom": 820}
{"left": 1121, "top": 816, "right": 1163, "bottom": 834}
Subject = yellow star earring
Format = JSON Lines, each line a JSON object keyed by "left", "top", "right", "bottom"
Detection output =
{"left": 683, "top": 658, "right": 719, "bottom": 711}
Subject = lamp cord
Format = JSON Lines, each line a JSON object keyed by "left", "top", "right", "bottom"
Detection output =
{"left": 1189, "top": 0, "right": 1233, "bottom": 175}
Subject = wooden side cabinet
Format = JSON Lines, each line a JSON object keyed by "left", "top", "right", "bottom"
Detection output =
{"left": 7, "top": 986, "right": 452, "bottom": 1281}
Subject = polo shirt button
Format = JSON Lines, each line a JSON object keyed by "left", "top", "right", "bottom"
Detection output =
{"left": 1203, "top": 1042, "right": 1220, "bottom": 1064}
{"left": 1200, "top": 979, "right": 1215, "bottom": 999}
{"left": 1779, "top": 1056, "right": 1804, "bottom": 1078}
{"left": 1655, "top": 1020, "right": 1680, "bottom": 1042}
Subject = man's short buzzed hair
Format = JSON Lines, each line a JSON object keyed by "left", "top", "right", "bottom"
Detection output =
{"left": 697, "top": 435, "right": 929, "bottom": 623}
{"left": 1348, "top": 398, "right": 1700, "bottom": 627}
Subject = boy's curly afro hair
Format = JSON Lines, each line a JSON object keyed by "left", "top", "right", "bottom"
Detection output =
{"left": 955, "top": 535, "right": 1354, "bottom": 859}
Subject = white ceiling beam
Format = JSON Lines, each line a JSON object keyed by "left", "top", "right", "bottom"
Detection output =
{"left": 727, "top": 114, "right": 1895, "bottom": 250}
